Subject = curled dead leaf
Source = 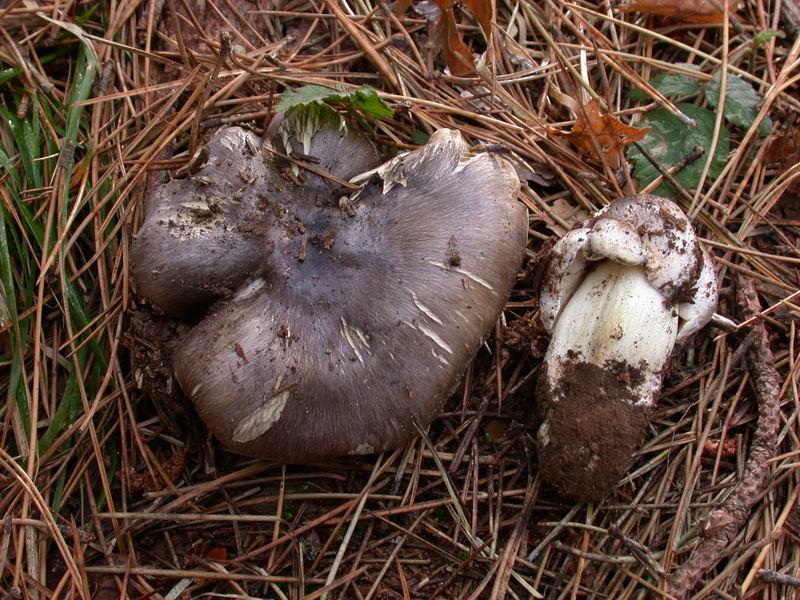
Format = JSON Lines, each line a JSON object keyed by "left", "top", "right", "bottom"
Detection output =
{"left": 461, "top": 0, "right": 493, "bottom": 38}
{"left": 396, "top": 0, "right": 493, "bottom": 76}
{"left": 556, "top": 98, "right": 649, "bottom": 169}
{"left": 434, "top": 4, "right": 476, "bottom": 76}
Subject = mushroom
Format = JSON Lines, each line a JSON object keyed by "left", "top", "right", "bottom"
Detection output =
{"left": 537, "top": 195, "right": 718, "bottom": 501}
{"left": 132, "top": 115, "right": 528, "bottom": 461}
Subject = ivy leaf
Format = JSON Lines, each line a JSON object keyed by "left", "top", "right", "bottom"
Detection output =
{"left": 629, "top": 65, "right": 702, "bottom": 102}
{"left": 705, "top": 71, "right": 772, "bottom": 136}
{"left": 276, "top": 84, "right": 393, "bottom": 119}
{"left": 627, "top": 103, "right": 729, "bottom": 198}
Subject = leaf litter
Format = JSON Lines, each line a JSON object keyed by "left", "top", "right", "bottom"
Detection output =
{"left": 0, "top": 1, "right": 798, "bottom": 599}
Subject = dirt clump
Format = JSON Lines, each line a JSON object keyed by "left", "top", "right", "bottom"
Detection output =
{"left": 536, "top": 358, "right": 652, "bottom": 501}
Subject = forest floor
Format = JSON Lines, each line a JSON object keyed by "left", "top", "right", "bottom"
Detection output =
{"left": 1, "top": 0, "right": 799, "bottom": 598}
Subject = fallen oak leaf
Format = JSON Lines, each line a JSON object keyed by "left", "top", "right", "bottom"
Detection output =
{"left": 619, "top": 0, "right": 737, "bottom": 24}
{"left": 556, "top": 98, "right": 649, "bottom": 168}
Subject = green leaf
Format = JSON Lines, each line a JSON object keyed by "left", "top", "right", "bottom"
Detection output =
{"left": 277, "top": 85, "right": 341, "bottom": 110}
{"left": 410, "top": 129, "right": 430, "bottom": 145}
{"left": 705, "top": 71, "right": 772, "bottom": 136}
{"left": 627, "top": 103, "right": 729, "bottom": 199}
{"left": 629, "top": 65, "right": 702, "bottom": 102}
{"left": 276, "top": 84, "right": 393, "bottom": 119}
{"left": 753, "top": 30, "right": 784, "bottom": 48}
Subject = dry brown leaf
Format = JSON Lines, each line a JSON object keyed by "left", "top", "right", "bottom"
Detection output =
{"left": 557, "top": 98, "right": 649, "bottom": 168}
{"left": 433, "top": 4, "right": 476, "bottom": 76}
{"left": 766, "top": 128, "right": 800, "bottom": 168}
{"left": 550, "top": 197, "right": 590, "bottom": 236}
{"left": 127, "top": 446, "right": 188, "bottom": 492}
{"left": 619, "top": 0, "right": 737, "bottom": 24}
{"left": 393, "top": 0, "right": 413, "bottom": 16}
{"left": 702, "top": 438, "right": 737, "bottom": 458}
{"left": 462, "top": 0, "right": 493, "bottom": 38}
{"left": 206, "top": 546, "right": 228, "bottom": 561}
{"left": 766, "top": 128, "right": 800, "bottom": 198}
{"left": 396, "top": 0, "right": 493, "bottom": 76}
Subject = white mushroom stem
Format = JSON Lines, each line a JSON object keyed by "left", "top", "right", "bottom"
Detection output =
{"left": 543, "top": 261, "right": 678, "bottom": 409}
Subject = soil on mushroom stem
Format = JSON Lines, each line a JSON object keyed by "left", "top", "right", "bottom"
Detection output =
{"left": 537, "top": 358, "right": 652, "bottom": 501}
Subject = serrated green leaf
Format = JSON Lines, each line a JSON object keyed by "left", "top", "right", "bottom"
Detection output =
{"left": 629, "top": 65, "right": 702, "bottom": 102}
{"left": 276, "top": 84, "right": 335, "bottom": 111}
{"left": 276, "top": 84, "right": 393, "bottom": 120}
{"left": 706, "top": 71, "right": 772, "bottom": 136}
{"left": 627, "top": 103, "right": 729, "bottom": 198}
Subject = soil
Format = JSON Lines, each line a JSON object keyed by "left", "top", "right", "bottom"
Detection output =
{"left": 536, "top": 358, "right": 652, "bottom": 501}
{"left": 501, "top": 313, "right": 549, "bottom": 357}
{"left": 126, "top": 304, "right": 192, "bottom": 436}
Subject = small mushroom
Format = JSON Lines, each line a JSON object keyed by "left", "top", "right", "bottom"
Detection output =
{"left": 132, "top": 116, "right": 527, "bottom": 461}
{"left": 537, "top": 195, "right": 718, "bottom": 501}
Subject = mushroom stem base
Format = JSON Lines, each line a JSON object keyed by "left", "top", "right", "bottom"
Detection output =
{"left": 536, "top": 359, "right": 652, "bottom": 501}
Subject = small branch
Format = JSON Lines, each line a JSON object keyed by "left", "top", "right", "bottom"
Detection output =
{"left": 758, "top": 569, "right": 800, "bottom": 588}
{"left": 667, "top": 276, "right": 782, "bottom": 598}
{"left": 635, "top": 142, "right": 704, "bottom": 203}
{"left": 608, "top": 525, "right": 667, "bottom": 579}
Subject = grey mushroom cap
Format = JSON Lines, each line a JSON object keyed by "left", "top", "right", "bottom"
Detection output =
{"left": 540, "top": 194, "right": 718, "bottom": 338}
{"left": 132, "top": 121, "right": 527, "bottom": 461}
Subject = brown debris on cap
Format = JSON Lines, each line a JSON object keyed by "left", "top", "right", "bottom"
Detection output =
{"left": 132, "top": 120, "right": 527, "bottom": 461}
{"left": 590, "top": 194, "right": 703, "bottom": 302}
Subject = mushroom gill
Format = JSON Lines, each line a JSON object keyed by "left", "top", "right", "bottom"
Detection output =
{"left": 132, "top": 117, "right": 528, "bottom": 461}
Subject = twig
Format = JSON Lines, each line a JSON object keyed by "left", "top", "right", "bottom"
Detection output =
{"left": 0, "top": 516, "right": 11, "bottom": 581}
{"left": 608, "top": 525, "right": 667, "bottom": 579}
{"left": 758, "top": 568, "right": 800, "bottom": 588}
{"left": 636, "top": 142, "right": 704, "bottom": 202}
{"left": 667, "top": 276, "right": 782, "bottom": 598}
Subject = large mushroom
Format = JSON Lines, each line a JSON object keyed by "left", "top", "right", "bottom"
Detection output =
{"left": 537, "top": 195, "right": 718, "bottom": 501}
{"left": 132, "top": 113, "right": 528, "bottom": 461}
